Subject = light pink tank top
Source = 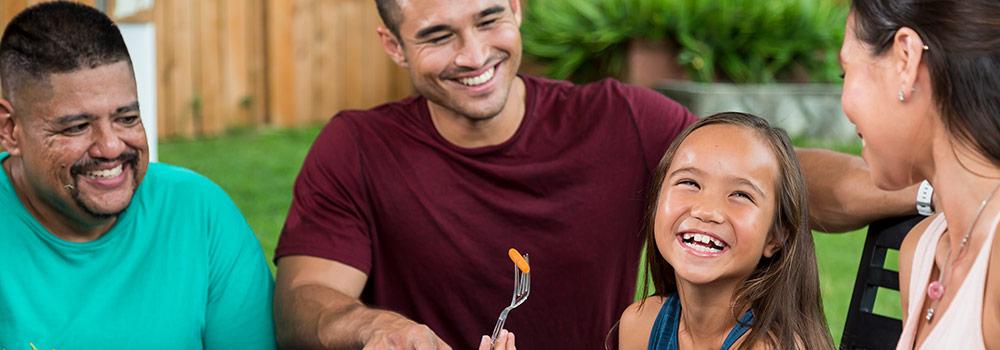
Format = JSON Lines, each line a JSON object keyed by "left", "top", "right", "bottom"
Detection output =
{"left": 896, "top": 212, "right": 1000, "bottom": 350}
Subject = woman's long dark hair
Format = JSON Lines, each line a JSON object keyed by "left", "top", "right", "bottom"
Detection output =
{"left": 638, "top": 113, "right": 833, "bottom": 349}
{"left": 851, "top": 0, "right": 1000, "bottom": 167}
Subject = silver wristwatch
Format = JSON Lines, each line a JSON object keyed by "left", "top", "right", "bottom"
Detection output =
{"left": 916, "top": 180, "right": 935, "bottom": 216}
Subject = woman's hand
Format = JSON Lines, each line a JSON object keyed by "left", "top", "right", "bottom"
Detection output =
{"left": 478, "top": 329, "right": 515, "bottom": 350}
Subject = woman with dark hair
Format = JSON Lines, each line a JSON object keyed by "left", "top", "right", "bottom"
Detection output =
{"left": 840, "top": 1, "right": 1000, "bottom": 348}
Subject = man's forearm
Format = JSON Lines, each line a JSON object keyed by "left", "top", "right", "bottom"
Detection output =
{"left": 796, "top": 148, "right": 916, "bottom": 232}
{"left": 274, "top": 283, "right": 404, "bottom": 348}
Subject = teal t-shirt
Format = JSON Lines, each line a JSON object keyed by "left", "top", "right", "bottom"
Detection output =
{"left": 0, "top": 152, "right": 276, "bottom": 349}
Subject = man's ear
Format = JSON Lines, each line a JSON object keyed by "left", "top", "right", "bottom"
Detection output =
{"left": 891, "top": 27, "right": 927, "bottom": 101}
{"left": 510, "top": 0, "right": 523, "bottom": 26}
{"left": 0, "top": 98, "right": 19, "bottom": 156}
{"left": 377, "top": 27, "right": 408, "bottom": 68}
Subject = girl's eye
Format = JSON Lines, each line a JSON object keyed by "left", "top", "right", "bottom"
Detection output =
{"left": 479, "top": 18, "right": 498, "bottom": 27}
{"left": 731, "top": 191, "right": 755, "bottom": 203}
{"left": 676, "top": 179, "right": 700, "bottom": 189}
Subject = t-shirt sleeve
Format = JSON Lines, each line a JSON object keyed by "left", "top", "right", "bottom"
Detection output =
{"left": 274, "top": 115, "right": 373, "bottom": 274}
{"left": 201, "top": 182, "right": 277, "bottom": 350}
{"left": 620, "top": 83, "right": 698, "bottom": 173}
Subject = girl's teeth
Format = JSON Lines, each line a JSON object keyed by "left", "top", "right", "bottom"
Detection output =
{"left": 684, "top": 240, "right": 722, "bottom": 253}
{"left": 681, "top": 232, "right": 726, "bottom": 251}
{"left": 458, "top": 67, "right": 495, "bottom": 86}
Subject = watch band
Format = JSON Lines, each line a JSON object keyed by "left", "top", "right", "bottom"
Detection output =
{"left": 916, "top": 180, "right": 935, "bottom": 216}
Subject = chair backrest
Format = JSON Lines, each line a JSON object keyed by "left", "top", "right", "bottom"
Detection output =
{"left": 840, "top": 215, "right": 924, "bottom": 350}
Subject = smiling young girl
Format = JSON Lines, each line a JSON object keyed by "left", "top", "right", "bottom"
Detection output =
{"left": 618, "top": 113, "right": 834, "bottom": 349}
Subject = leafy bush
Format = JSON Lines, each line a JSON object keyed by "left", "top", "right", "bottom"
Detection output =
{"left": 521, "top": 0, "right": 848, "bottom": 84}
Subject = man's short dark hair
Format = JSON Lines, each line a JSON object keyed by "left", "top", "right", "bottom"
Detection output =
{"left": 375, "top": 0, "right": 402, "bottom": 38}
{"left": 0, "top": 1, "right": 131, "bottom": 99}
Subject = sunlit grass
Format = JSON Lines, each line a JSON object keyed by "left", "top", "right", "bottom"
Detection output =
{"left": 159, "top": 125, "right": 324, "bottom": 270}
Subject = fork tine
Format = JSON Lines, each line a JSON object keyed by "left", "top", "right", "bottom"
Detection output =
{"left": 512, "top": 266, "right": 521, "bottom": 302}
{"left": 523, "top": 254, "right": 530, "bottom": 295}
{"left": 514, "top": 272, "right": 525, "bottom": 298}
{"left": 524, "top": 271, "right": 530, "bottom": 296}
{"left": 525, "top": 274, "right": 530, "bottom": 295}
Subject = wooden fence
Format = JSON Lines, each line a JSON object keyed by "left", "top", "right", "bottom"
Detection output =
{"left": 0, "top": 0, "right": 412, "bottom": 138}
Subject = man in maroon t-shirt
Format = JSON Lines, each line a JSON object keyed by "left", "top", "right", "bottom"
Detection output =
{"left": 272, "top": 1, "right": 917, "bottom": 349}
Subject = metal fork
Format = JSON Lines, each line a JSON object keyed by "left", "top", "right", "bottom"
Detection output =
{"left": 491, "top": 254, "right": 530, "bottom": 346}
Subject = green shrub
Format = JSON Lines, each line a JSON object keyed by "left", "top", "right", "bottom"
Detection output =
{"left": 521, "top": 0, "right": 848, "bottom": 84}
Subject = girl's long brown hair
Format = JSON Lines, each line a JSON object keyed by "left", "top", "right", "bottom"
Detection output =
{"left": 639, "top": 112, "right": 834, "bottom": 349}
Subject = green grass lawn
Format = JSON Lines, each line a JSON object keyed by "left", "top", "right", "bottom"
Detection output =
{"left": 159, "top": 125, "right": 900, "bottom": 346}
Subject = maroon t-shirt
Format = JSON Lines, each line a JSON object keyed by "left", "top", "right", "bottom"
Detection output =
{"left": 276, "top": 75, "right": 696, "bottom": 349}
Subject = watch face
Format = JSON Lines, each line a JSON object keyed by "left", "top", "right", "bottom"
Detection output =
{"left": 917, "top": 204, "right": 933, "bottom": 216}
{"left": 917, "top": 180, "right": 934, "bottom": 216}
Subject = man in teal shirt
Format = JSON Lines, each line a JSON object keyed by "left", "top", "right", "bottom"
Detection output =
{"left": 0, "top": 3, "right": 275, "bottom": 349}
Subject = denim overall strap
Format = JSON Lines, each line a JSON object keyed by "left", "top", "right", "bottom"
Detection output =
{"left": 647, "top": 294, "right": 681, "bottom": 350}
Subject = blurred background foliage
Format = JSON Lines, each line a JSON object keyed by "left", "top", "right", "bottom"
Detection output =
{"left": 522, "top": 0, "right": 848, "bottom": 84}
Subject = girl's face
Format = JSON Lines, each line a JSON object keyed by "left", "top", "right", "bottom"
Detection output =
{"left": 655, "top": 124, "right": 782, "bottom": 287}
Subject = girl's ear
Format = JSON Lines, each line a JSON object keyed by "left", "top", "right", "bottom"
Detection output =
{"left": 763, "top": 232, "right": 782, "bottom": 258}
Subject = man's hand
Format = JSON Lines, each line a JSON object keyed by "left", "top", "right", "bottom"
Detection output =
{"left": 477, "top": 330, "right": 515, "bottom": 350}
{"left": 361, "top": 315, "right": 450, "bottom": 349}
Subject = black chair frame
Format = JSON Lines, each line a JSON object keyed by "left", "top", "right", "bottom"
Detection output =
{"left": 840, "top": 215, "right": 924, "bottom": 350}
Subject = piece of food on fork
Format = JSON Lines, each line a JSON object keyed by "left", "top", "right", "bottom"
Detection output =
{"left": 508, "top": 248, "right": 530, "bottom": 273}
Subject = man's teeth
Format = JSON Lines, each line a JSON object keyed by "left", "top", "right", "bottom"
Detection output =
{"left": 84, "top": 164, "right": 123, "bottom": 179}
{"left": 458, "top": 67, "right": 495, "bottom": 86}
{"left": 681, "top": 232, "right": 727, "bottom": 252}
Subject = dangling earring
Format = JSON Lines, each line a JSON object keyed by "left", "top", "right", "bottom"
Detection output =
{"left": 898, "top": 90, "right": 905, "bottom": 102}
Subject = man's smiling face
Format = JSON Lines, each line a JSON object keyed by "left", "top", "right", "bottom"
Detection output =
{"left": 390, "top": 0, "right": 523, "bottom": 121}
{"left": 8, "top": 60, "right": 147, "bottom": 222}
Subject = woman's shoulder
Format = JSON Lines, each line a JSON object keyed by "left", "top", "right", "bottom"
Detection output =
{"left": 898, "top": 214, "right": 941, "bottom": 320}
{"left": 619, "top": 295, "right": 668, "bottom": 350}
{"left": 901, "top": 214, "right": 941, "bottom": 255}
{"left": 900, "top": 215, "right": 939, "bottom": 267}
{"left": 899, "top": 214, "right": 942, "bottom": 279}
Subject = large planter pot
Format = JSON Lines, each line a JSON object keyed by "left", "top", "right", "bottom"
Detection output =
{"left": 626, "top": 38, "right": 688, "bottom": 88}
{"left": 656, "top": 80, "right": 855, "bottom": 144}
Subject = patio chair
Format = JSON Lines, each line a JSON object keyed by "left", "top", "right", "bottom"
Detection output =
{"left": 840, "top": 215, "right": 924, "bottom": 350}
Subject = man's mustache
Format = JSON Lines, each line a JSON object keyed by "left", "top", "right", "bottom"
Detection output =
{"left": 69, "top": 150, "right": 140, "bottom": 176}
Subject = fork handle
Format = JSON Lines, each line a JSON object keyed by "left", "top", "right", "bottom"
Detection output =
{"left": 490, "top": 308, "right": 511, "bottom": 346}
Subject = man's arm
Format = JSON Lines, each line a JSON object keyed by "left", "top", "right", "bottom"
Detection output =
{"left": 274, "top": 256, "right": 451, "bottom": 349}
{"left": 796, "top": 148, "right": 917, "bottom": 232}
